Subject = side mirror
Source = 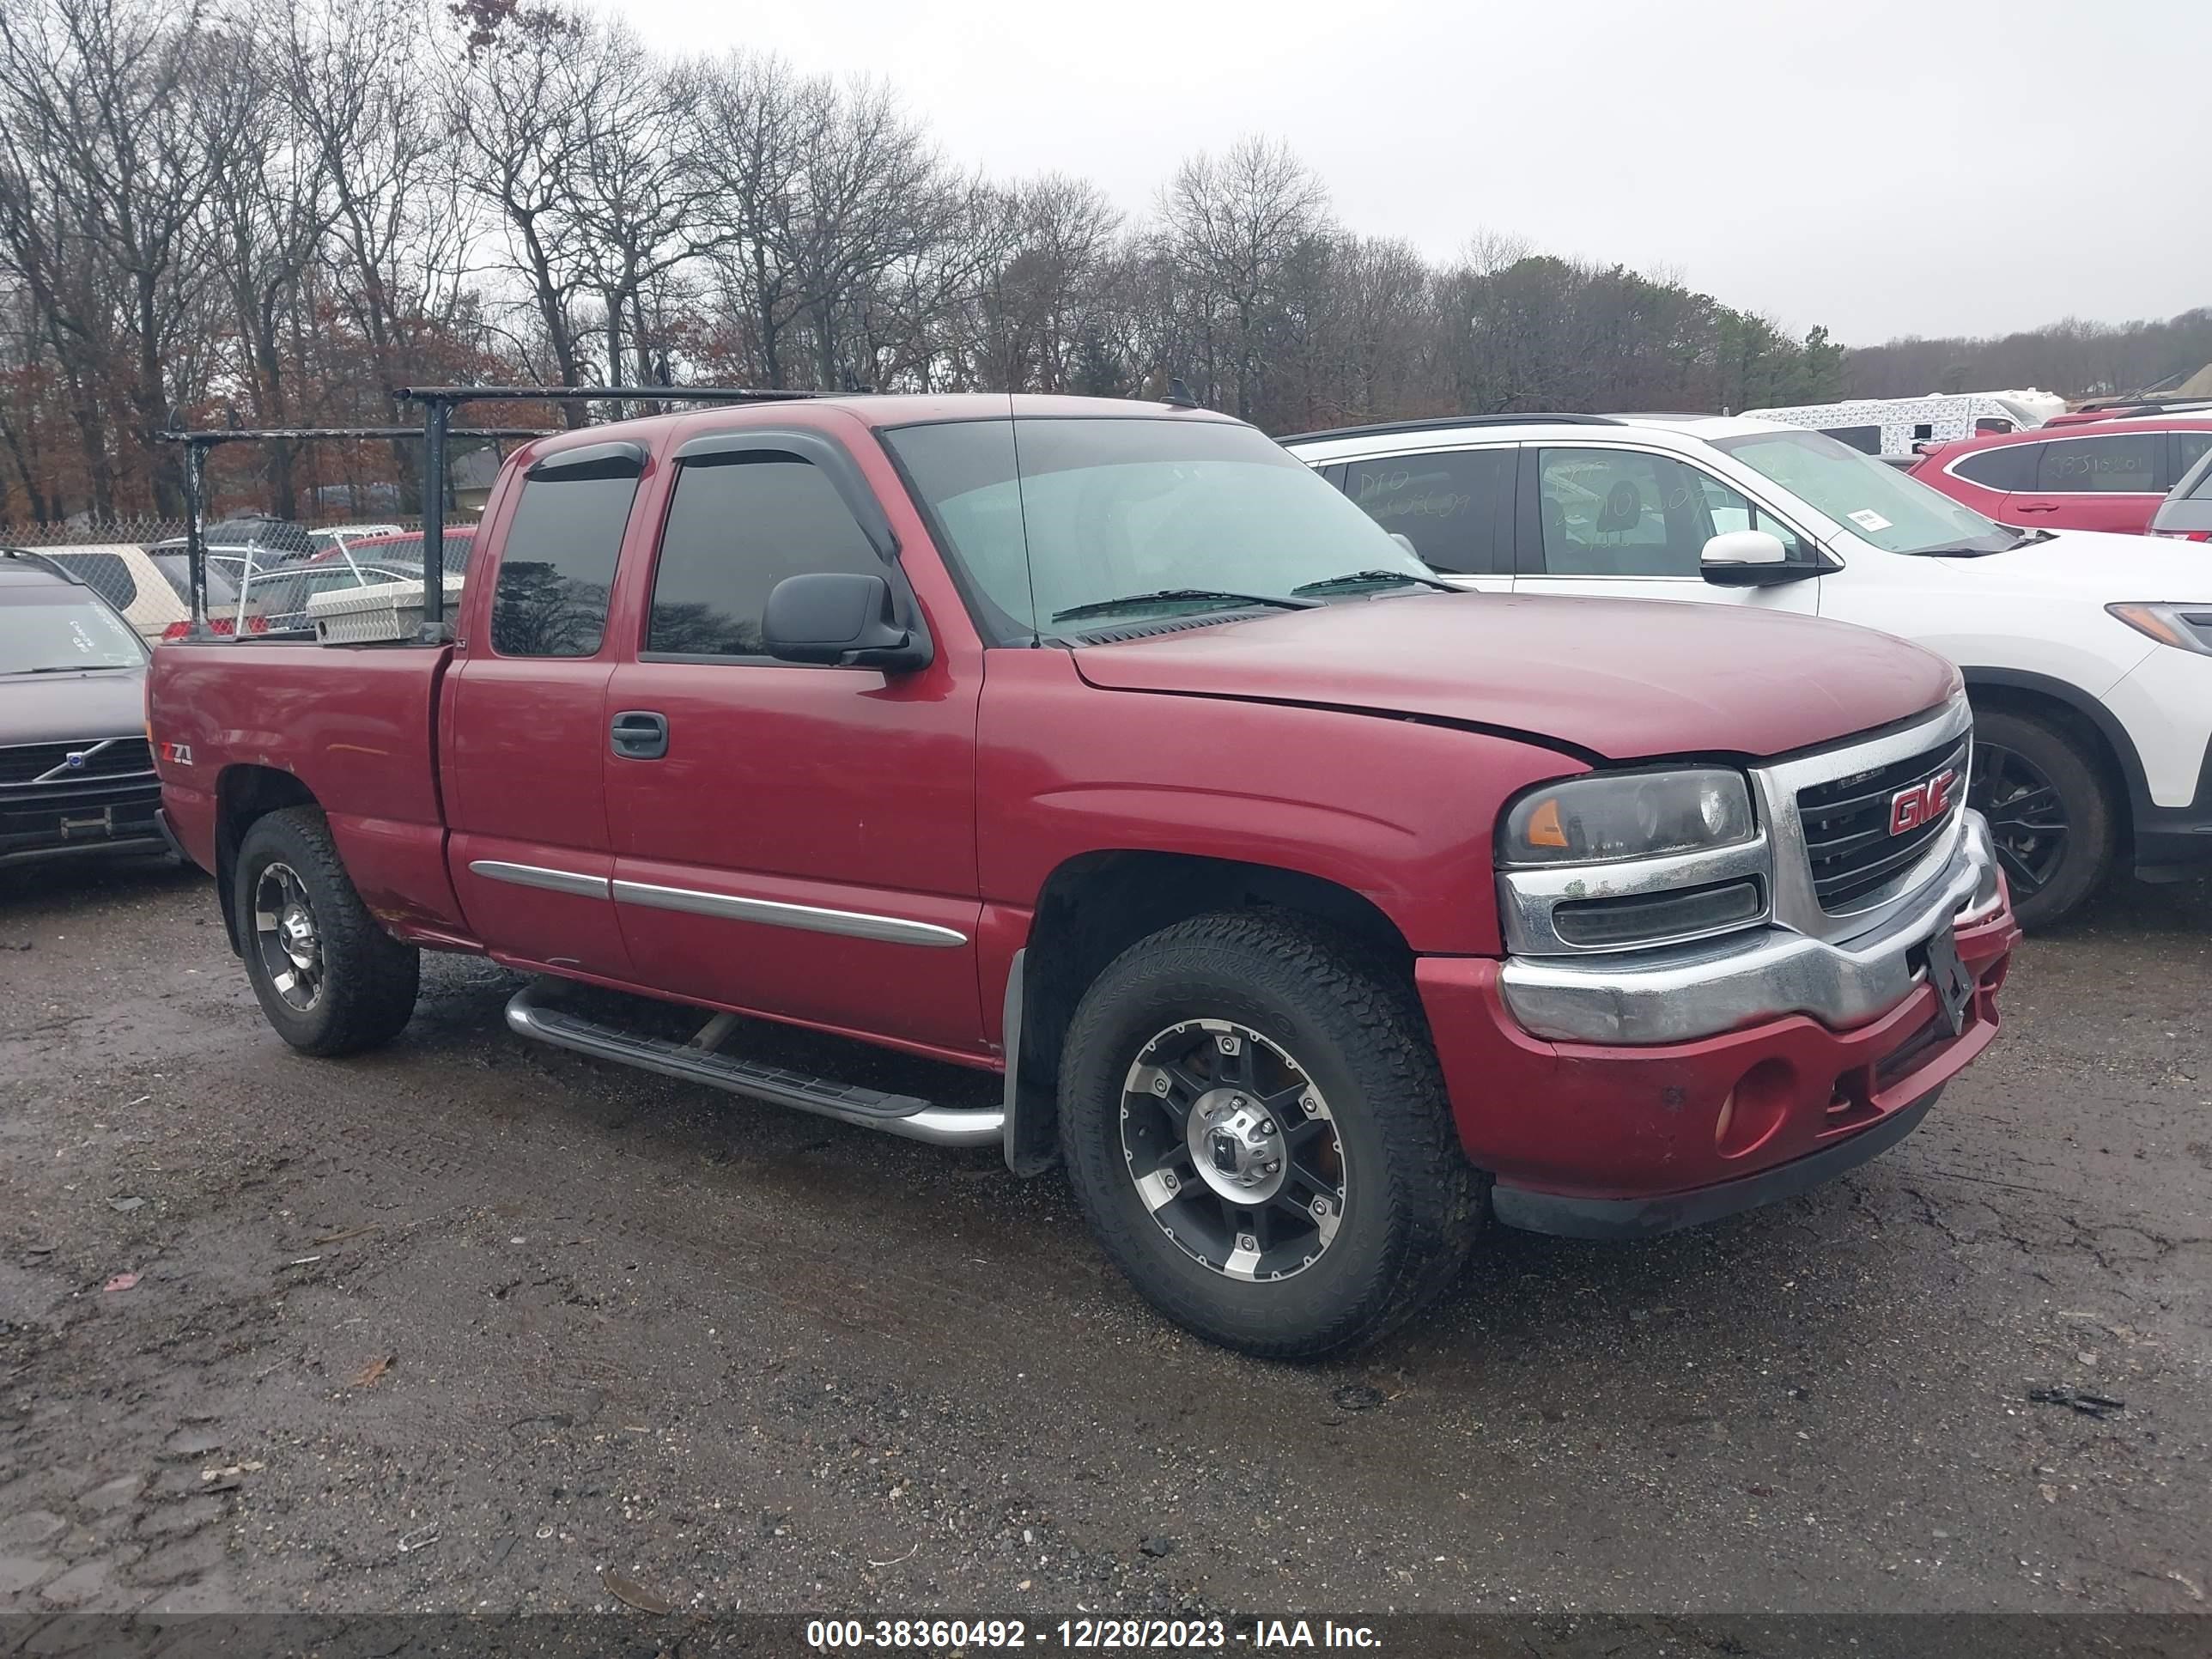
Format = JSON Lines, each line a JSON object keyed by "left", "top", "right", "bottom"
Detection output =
{"left": 762, "top": 571, "right": 932, "bottom": 671}
{"left": 1388, "top": 532, "right": 1420, "bottom": 558}
{"left": 1701, "top": 529, "right": 1811, "bottom": 587}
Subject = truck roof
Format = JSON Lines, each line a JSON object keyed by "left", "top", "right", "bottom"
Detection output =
{"left": 515, "top": 393, "right": 1243, "bottom": 459}
{"left": 836, "top": 392, "right": 1243, "bottom": 428}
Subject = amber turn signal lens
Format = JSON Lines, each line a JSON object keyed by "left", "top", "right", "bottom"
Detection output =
{"left": 1526, "top": 797, "right": 1567, "bottom": 848}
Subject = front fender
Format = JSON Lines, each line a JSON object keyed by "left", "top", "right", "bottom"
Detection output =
{"left": 975, "top": 651, "right": 1586, "bottom": 957}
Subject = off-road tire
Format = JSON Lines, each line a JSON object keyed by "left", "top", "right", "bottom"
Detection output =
{"left": 1057, "top": 908, "right": 1485, "bottom": 1358}
{"left": 234, "top": 806, "right": 419, "bottom": 1056}
{"left": 1972, "top": 706, "right": 2115, "bottom": 930}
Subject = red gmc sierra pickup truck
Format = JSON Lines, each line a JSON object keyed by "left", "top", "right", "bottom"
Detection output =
{"left": 149, "top": 393, "right": 2019, "bottom": 1356}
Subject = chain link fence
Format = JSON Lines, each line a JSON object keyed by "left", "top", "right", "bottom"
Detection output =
{"left": 3, "top": 516, "right": 449, "bottom": 638}
{"left": 1, "top": 517, "right": 188, "bottom": 549}
{"left": 2, "top": 515, "right": 434, "bottom": 548}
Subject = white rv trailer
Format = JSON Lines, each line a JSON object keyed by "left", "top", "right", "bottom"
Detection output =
{"left": 1740, "top": 392, "right": 2057, "bottom": 459}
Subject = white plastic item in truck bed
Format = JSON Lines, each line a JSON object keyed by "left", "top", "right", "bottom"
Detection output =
{"left": 305, "top": 575, "right": 465, "bottom": 642}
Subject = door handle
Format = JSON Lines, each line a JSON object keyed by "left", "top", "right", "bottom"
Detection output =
{"left": 611, "top": 709, "right": 669, "bottom": 760}
{"left": 2011, "top": 502, "right": 2060, "bottom": 513}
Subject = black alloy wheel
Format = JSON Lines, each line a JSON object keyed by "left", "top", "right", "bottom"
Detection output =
{"left": 1970, "top": 738, "right": 2069, "bottom": 902}
{"left": 1119, "top": 1018, "right": 1347, "bottom": 1283}
{"left": 1962, "top": 706, "right": 2115, "bottom": 929}
{"left": 252, "top": 860, "right": 326, "bottom": 1012}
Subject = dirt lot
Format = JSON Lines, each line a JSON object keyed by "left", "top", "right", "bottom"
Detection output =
{"left": 1, "top": 860, "right": 2207, "bottom": 1622}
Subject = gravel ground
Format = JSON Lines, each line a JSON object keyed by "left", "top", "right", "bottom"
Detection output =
{"left": 0, "top": 859, "right": 2206, "bottom": 1622}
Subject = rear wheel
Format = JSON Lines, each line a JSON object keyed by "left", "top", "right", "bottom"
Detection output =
{"left": 1056, "top": 910, "right": 1484, "bottom": 1358}
{"left": 1967, "top": 706, "right": 2114, "bottom": 929}
{"left": 234, "top": 806, "right": 419, "bottom": 1055}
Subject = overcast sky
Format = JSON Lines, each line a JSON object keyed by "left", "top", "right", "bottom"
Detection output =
{"left": 619, "top": 0, "right": 2209, "bottom": 346}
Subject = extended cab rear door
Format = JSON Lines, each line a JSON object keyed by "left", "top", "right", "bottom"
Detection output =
{"left": 442, "top": 440, "right": 645, "bottom": 979}
{"left": 600, "top": 422, "right": 988, "bottom": 1055}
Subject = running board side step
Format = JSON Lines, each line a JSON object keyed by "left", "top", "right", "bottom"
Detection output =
{"left": 504, "top": 983, "right": 1005, "bottom": 1150}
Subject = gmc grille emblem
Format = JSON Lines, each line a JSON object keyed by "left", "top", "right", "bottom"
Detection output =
{"left": 1889, "top": 769, "right": 1958, "bottom": 836}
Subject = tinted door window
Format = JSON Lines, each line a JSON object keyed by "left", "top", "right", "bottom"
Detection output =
{"left": 1535, "top": 448, "right": 1803, "bottom": 577}
{"left": 2172, "top": 430, "right": 2212, "bottom": 489}
{"left": 1340, "top": 449, "right": 1512, "bottom": 574}
{"left": 1823, "top": 425, "right": 1882, "bottom": 454}
{"left": 489, "top": 468, "right": 640, "bottom": 657}
{"left": 46, "top": 552, "right": 137, "bottom": 611}
{"left": 1952, "top": 444, "right": 2039, "bottom": 491}
{"left": 2033, "top": 433, "right": 2162, "bottom": 494}
{"left": 646, "top": 453, "right": 883, "bottom": 659}
{"left": 145, "top": 552, "right": 238, "bottom": 605}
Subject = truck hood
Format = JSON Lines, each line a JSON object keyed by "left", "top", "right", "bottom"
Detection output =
{"left": 0, "top": 665, "right": 149, "bottom": 746}
{"left": 1956, "top": 527, "right": 2212, "bottom": 599}
{"left": 1072, "top": 593, "right": 1955, "bottom": 763}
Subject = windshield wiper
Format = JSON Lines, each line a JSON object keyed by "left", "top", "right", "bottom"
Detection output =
{"left": 1050, "top": 588, "right": 1320, "bottom": 623}
{"left": 1291, "top": 568, "right": 1460, "bottom": 596}
{"left": 17, "top": 663, "right": 133, "bottom": 673}
{"left": 1905, "top": 527, "right": 2053, "bottom": 560}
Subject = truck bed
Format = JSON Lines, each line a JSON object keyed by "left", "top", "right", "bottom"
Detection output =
{"left": 149, "top": 640, "right": 471, "bottom": 940}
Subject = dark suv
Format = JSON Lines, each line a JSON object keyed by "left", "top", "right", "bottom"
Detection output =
{"left": 0, "top": 550, "right": 167, "bottom": 871}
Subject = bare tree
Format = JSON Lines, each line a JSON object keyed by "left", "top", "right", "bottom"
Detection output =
{"left": 0, "top": 103, "right": 123, "bottom": 514}
{"left": 566, "top": 27, "right": 728, "bottom": 410}
{"left": 784, "top": 78, "right": 951, "bottom": 391}
{"left": 452, "top": 3, "right": 605, "bottom": 419}
{"left": 966, "top": 174, "right": 1121, "bottom": 392}
{"left": 278, "top": 0, "right": 475, "bottom": 500}
{"left": 0, "top": 0, "right": 243, "bottom": 513}
{"left": 204, "top": 27, "right": 331, "bottom": 514}
{"left": 1160, "top": 137, "right": 1330, "bottom": 421}
{"left": 690, "top": 53, "right": 812, "bottom": 389}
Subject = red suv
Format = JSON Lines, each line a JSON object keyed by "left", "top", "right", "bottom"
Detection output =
{"left": 1909, "top": 416, "right": 2212, "bottom": 535}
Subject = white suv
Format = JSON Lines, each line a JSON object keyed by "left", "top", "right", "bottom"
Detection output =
{"left": 1283, "top": 413, "right": 2212, "bottom": 927}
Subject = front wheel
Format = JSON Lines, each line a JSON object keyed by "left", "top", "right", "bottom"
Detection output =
{"left": 1967, "top": 707, "right": 2115, "bottom": 930}
{"left": 1056, "top": 910, "right": 1484, "bottom": 1358}
{"left": 234, "top": 806, "right": 420, "bottom": 1055}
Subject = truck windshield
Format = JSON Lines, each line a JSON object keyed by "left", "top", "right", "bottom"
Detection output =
{"left": 881, "top": 416, "right": 1431, "bottom": 639}
{"left": 1, "top": 595, "right": 146, "bottom": 673}
{"left": 1711, "top": 428, "right": 2017, "bottom": 556}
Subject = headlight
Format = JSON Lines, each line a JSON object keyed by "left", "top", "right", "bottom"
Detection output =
{"left": 1501, "top": 769, "right": 1756, "bottom": 866}
{"left": 2107, "top": 603, "right": 2212, "bottom": 658}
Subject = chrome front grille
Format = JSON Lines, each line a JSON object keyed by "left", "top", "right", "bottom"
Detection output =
{"left": 1796, "top": 734, "right": 1969, "bottom": 912}
{"left": 1753, "top": 695, "right": 1974, "bottom": 945}
{"left": 0, "top": 737, "right": 155, "bottom": 787}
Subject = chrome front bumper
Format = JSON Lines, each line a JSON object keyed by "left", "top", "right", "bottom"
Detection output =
{"left": 1498, "top": 811, "right": 2005, "bottom": 1045}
